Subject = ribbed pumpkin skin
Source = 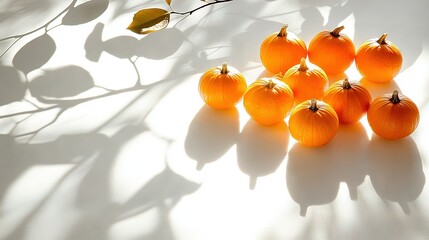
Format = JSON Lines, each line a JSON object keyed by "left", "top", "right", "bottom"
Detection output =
{"left": 323, "top": 79, "right": 372, "bottom": 124}
{"left": 355, "top": 34, "right": 403, "bottom": 83}
{"left": 367, "top": 91, "right": 419, "bottom": 139}
{"left": 243, "top": 76, "right": 294, "bottom": 125}
{"left": 260, "top": 25, "right": 307, "bottom": 74}
{"left": 289, "top": 100, "right": 339, "bottom": 147}
{"left": 308, "top": 26, "right": 355, "bottom": 75}
{"left": 199, "top": 63, "right": 247, "bottom": 109}
{"left": 282, "top": 58, "right": 328, "bottom": 105}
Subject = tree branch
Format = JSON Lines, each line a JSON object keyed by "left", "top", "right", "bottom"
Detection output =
{"left": 170, "top": 0, "right": 233, "bottom": 15}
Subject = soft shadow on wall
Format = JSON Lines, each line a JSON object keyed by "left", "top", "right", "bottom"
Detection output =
{"left": 2, "top": 125, "right": 201, "bottom": 240}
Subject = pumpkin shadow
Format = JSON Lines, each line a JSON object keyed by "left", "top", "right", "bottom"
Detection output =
{"left": 360, "top": 77, "right": 400, "bottom": 99}
{"left": 367, "top": 135, "right": 425, "bottom": 214}
{"left": 236, "top": 120, "right": 289, "bottom": 189}
{"left": 329, "top": 122, "right": 370, "bottom": 200}
{"left": 286, "top": 122, "right": 369, "bottom": 216}
{"left": 286, "top": 142, "right": 339, "bottom": 216}
{"left": 184, "top": 105, "right": 240, "bottom": 170}
{"left": 257, "top": 69, "right": 275, "bottom": 79}
{"left": 327, "top": 72, "right": 348, "bottom": 85}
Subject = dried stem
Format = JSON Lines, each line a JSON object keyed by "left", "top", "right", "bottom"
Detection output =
{"left": 298, "top": 58, "right": 309, "bottom": 71}
{"left": 266, "top": 79, "right": 275, "bottom": 89}
{"left": 331, "top": 26, "right": 345, "bottom": 37}
{"left": 277, "top": 25, "right": 288, "bottom": 37}
{"left": 221, "top": 62, "right": 229, "bottom": 74}
{"left": 390, "top": 90, "right": 401, "bottom": 104}
{"left": 309, "top": 99, "right": 319, "bottom": 112}
{"left": 342, "top": 78, "right": 352, "bottom": 89}
{"left": 377, "top": 33, "right": 388, "bottom": 45}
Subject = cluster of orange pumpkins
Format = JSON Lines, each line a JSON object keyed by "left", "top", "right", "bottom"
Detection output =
{"left": 198, "top": 25, "right": 420, "bottom": 147}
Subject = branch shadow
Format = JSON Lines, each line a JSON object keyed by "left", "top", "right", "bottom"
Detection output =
{"left": 0, "top": 132, "right": 107, "bottom": 240}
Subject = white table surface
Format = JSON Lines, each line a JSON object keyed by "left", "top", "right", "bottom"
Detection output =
{"left": 1, "top": 0, "right": 429, "bottom": 239}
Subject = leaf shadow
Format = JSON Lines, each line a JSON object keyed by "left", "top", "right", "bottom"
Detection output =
{"left": 184, "top": 105, "right": 240, "bottom": 170}
{"left": 84, "top": 22, "right": 185, "bottom": 62}
{"left": 12, "top": 33, "right": 56, "bottom": 75}
{"left": 0, "top": 64, "right": 26, "bottom": 106}
{"left": 61, "top": 0, "right": 109, "bottom": 26}
{"left": 236, "top": 120, "right": 289, "bottom": 189}
{"left": 29, "top": 65, "right": 94, "bottom": 101}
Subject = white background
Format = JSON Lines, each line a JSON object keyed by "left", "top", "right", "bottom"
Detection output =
{"left": 1, "top": 0, "right": 429, "bottom": 239}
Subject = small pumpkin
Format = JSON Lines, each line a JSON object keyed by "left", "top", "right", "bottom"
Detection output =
{"left": 367, "top": 90, "right": 419, "bottom": 139}
{"left": 323, "top": 78, "right": 372, "bottom": 124}
{"left": 199, "top": 62, "right": 247, "bottom": 109}
{"left": 282, "top": 58, "right": 329, "bottom": 105}
{"left": 289, "top": 99, "right": 339, "bottom": 147}
{"left": 355, "top": 33, "right": 403, "bottom": 83}
{"left": 260, "top": 25, "right": 307, "bottom": 74}
{"left": 308, "top": 26, "right": 355, "bottom": 75}
{"left": 243, "top": 75, "right": 294, "bottom": 125}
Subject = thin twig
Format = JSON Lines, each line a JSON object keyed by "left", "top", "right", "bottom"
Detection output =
{"left": 170, "top": 0, "right": 233, "bottom": 15}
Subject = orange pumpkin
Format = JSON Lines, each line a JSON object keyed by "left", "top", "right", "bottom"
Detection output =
{"left": 243, "top": 75, "right": 294, "bottom": 125}
{"left": 282, "top": 58, "right": 329, "bottom": 105}
{"left": 323, "top": 78, "right": 372, "bottom": 124}
{"left": 289, "top": 99, "right": 339, "bottom": 147}
{"left": 260, "top": 25, "right": 307, "bottom": 74}
{"left": 308, "top": 26, "right": 355, "bottom": 75}
{"left": 367, "top": 90, "right": 419, "bottom": 139}
{"left": 199, "top": 62, "right": 247, "bottom": 109}
{"left": 355, "top": 33, "right": 403, "bottom": 83}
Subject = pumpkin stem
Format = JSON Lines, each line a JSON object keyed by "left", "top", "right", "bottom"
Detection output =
{"left": 221, "top": 62, "right": 229, "bottom": 74}
{"left": 390, "top": 90, "right": 401, "bottom": 104}
{"left": 309, "top": 99, "right": 319, "bottom": 112}
{"left": 273, "top": 72, "right": 284, "bottom": 80}
{"left": 277, "top": 25, "right": 288, "bottom": 37}
{"left": 331, "top": 26, "right": 345, "bottom": 37}
{"left": 298, "top": 58, "right": 309, "bottom": 71}
{"left": 342, "top": 78, "right": 352, "bottom": 90}
{"left": 377, "top": 33, "right": 388, "bottom": 45}
{"left": 266, "top": 79, "right": 276, "bottom": 89}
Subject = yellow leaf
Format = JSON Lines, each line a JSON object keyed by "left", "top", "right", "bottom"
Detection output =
{"left": 127, "top": 8, "right": 170, "bottom": 34}
{"left": 166, "top": 0, "right": 172, "bottom": 5}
